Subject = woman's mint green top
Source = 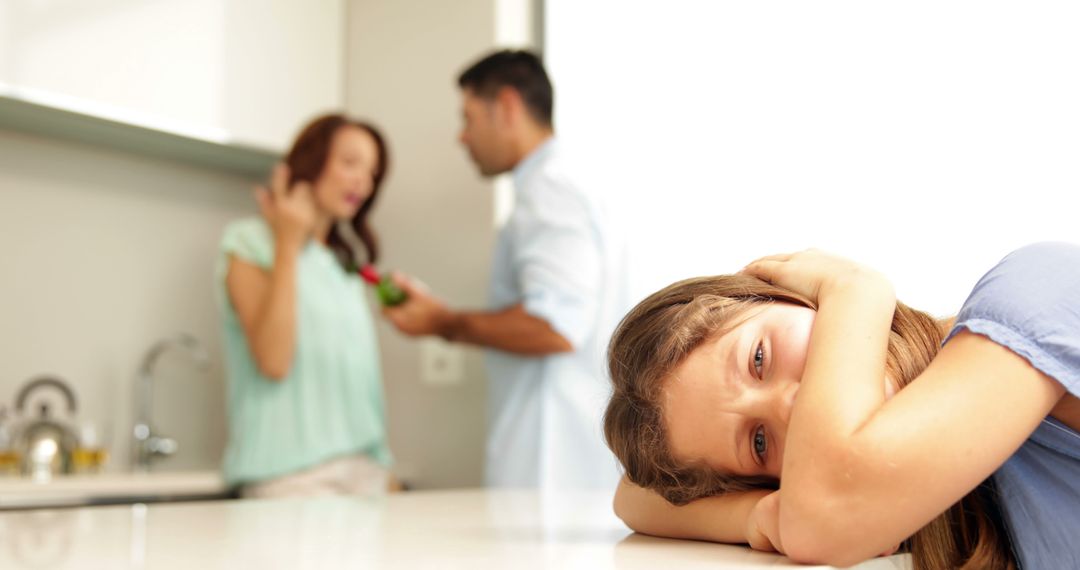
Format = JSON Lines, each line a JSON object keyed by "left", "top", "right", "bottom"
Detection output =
{"left": 216, "top": 217, "right": 391, "bottom": 486}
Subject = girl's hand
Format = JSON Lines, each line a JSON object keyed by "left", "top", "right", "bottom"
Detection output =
{"left": 741, "top": 444, "right": 900, "bottom": 560}
{"left": 745, "top": 490, "right": 784, "bottom": 554}
{"left": 740, "top": 249, "right": 890, "bottom": 305}
{"left": 879, "top": 543, "right": 901, "bottom": 558}
{"left": 255, "top": 163, "right": 318, "bottom": 250}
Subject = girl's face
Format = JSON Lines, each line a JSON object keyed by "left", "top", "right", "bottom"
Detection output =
{"left": 661, "top": 302, "right": 897, "bottom": 481}
{"left": 312, "top": 125, "right": 380, "bottom": 220}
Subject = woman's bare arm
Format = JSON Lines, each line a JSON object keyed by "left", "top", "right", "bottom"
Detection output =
{"left": 226, "top": 245, "right": 301, "bottom": 380}
{"left": 225, "top": 164, "right": 316, "bottom": 381}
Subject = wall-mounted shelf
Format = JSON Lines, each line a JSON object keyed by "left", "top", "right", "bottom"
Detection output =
{"left": 0, "top": 86, "right": 278, "bottom": 179}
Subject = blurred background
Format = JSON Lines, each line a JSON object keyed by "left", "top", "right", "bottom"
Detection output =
{"left": 0, "top": 0, "right": 1077, "bottom": 491}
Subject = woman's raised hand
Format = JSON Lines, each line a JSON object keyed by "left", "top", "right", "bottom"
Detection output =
{"left": 740, "top": 249, "right": 890, "bottom": 305}
{"left": 255, "top": 163, "right": 318, "bottom": 250}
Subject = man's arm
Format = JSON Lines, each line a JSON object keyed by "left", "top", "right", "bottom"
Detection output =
{"left": 441, "top": 303, "right": 572, "bottom": 355}
{"left": 382, "top": 276, "right": 572, "bottom": 356}
{"left": 384, "top": 177, "right": 600, "bottom": 356}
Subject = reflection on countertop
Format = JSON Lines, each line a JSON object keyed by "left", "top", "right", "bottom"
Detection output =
{"left": 0, "top": 489, "right": 911, "bottom": 569}
{"left": 0, "top": 470, "right": 230, "bottom": 510}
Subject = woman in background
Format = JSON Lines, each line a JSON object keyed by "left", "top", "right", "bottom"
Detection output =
{"left": 216, "top": 114, "right": 395, "bottom": 498}
{"left": 605, "top": 243, "right": 1080, "bottom": 569}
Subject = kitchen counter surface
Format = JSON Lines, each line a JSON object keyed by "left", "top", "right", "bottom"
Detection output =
{"left": 0, "top": 470, "right": 229, "bottom": 509}
{"left": 0, "top": 488, "right": 911, "bottom": 569}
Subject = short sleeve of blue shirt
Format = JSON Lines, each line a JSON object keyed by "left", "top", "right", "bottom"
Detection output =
{"left": 944, "top": 241, "right": 1080, "bottom": 396}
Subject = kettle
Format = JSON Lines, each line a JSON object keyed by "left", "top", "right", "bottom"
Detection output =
{"left": 12, "top": 376, "right": 79, "bottom": 480}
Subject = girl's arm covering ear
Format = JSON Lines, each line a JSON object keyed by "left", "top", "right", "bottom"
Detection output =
{"left": 744, "top": 248, "right": 1067, "bottom": 566}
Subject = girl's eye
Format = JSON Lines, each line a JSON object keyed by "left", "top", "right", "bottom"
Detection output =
{"left": 753, "top": 425, "right": 768, "bottom": 464}
{"left": 753, "top": 341, "right": 765, "bottom": 378}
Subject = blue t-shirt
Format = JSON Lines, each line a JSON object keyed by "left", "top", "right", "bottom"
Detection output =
{"left": 944, "top": 241, "right": 1080, "bottom": 569}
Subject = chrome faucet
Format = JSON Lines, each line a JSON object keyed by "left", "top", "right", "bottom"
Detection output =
{"left": 133, "top": 334, "right": 209, "bottom": 471}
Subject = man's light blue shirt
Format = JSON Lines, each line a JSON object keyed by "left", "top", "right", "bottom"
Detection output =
{"left": 485, "top": 138, "right": 629, "bottom": 490}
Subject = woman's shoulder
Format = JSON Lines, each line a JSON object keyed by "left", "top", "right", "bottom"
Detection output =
{"left": 222, "top": 216, "right": 271, "bottom": 239}
{"left": 220, "top": 216, "right": 274, "bottom": 268}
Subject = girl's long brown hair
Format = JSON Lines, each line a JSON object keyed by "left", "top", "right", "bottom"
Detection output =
{"left": 284, "top": 113, "right": 390, "bottom": 270}
{"left": 604, "top": 274, "right": 1015, "bottom": 570}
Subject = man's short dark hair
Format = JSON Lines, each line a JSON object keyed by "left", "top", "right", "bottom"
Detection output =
{"left": 458, "top": 50, "right": 553, "bottom": 127}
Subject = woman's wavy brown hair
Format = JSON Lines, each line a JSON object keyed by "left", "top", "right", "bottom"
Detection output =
{"left": 604, "top": 274, "right": 1015, "bottom": 570}
{"left": 284, "top": 113, "right": 390, "bottom": 270}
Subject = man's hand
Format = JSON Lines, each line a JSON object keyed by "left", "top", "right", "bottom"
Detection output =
{"left": 382, "top": 272, "right": 454, "bottom": 337}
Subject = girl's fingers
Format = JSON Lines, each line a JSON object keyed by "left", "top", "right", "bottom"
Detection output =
{"left": 741, "top": 259, "right": 786, "bottom": 283}
{"left": 762, "top": 252, "right": 794, "bottom": 262}
{"left": 746, "top": 252, "right": 794, "bottom": 266}
{"left": 741, "top": 253, "right": 794, "bottom": 276}
{"left": 746, "top": 527, "right": 776, "bottom": 553}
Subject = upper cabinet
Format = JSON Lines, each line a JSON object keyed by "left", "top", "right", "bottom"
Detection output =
{"left": 0, "top": 0, "right": 344, "bottom": 173}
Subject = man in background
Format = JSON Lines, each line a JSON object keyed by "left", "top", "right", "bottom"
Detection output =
{"left": 383, "top": 49, "right": 629, "bottom": 491}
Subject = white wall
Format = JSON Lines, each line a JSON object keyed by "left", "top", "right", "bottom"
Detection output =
{"left": 0, "top": 2, "right": 14, "bottom": 88}
{"left": 346, "top": 0, "right": 535, "bottom": 489}
{"left": 546, "top": 1, "right": 1080, "bottom": 316}
{"left": 1, "top": 0, "right": 224, "bottom": 136}
{"left": 222, "top": 0, "right": 345, "bottom": 147}
{"left": 1, "top": 0, "right": 343, "bottom": 148}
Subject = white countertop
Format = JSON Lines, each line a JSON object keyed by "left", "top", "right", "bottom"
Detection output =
{"left": 0, "top": 470, "right": 228, "bottom": 509}
{"left": 0, "top": 488, "right": 911, "bottom": 569}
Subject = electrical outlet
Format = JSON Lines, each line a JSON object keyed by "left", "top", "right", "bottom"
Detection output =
{"left": 420, "top": 338, "right": 464, "bottom": 386}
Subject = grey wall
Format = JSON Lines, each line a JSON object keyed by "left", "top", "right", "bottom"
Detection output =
{"left": 347, "top": 0, "right": 533, "bottom": 488}
{"left": 0, "top": 128, "right": 253, "bottom": 471}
